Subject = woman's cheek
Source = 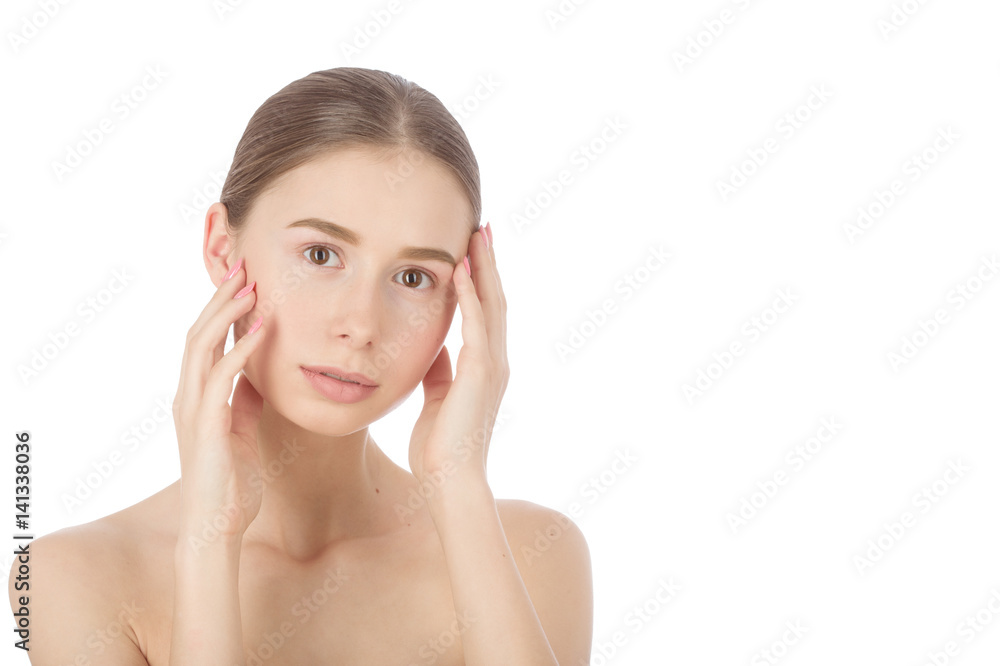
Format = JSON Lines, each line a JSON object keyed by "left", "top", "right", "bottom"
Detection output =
{"left": 403, "top": 299, "right": 435, "bottom": 336}
{"left": 412, "top": 294, "right": 455, "bottom": 339}
{"left": 233, "top": 276, "right": 293, "bottom": 363}
{"left": 252, "top": 262, "right": 316, "bottom": 327}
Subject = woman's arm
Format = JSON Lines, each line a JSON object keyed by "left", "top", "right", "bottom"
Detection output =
{"left": 409, "top": 226, "right": 592, "bottom": 663}
{"left": 169, "top": 257, "right": 268, "bottom": 665}
{"left": 427, "top": 476, "right": 593, "bottom": 665}
{"left": 170, "top": 529, "right": 245, "bottom": 665}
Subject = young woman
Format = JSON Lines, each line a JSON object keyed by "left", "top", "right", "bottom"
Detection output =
{"left": 10, "top": 67, "right": 592, "bottom": 665}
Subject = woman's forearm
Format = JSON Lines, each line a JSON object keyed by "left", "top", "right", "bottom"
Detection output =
{"left": 170, "top": 531, "right": 246, "bottom": 665}
{"left": 428, "top": 477, "right": 559, "bottom": 666}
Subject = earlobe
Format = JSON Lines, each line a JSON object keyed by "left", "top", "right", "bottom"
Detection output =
{"left": 203, "top": 202, "right": 236, "bottom": 286}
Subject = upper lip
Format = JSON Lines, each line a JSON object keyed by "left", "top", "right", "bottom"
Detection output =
{"left": 302, "top": 365, "right": 378, "bottom": 387}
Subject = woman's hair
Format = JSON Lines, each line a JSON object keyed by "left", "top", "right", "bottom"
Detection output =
{"left": 219, "top": 67, "right": 481, "bottom": 243}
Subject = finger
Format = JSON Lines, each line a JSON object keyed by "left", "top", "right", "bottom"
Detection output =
{"left": 468, "top": 224, "right": 506, "bottom": 366}
{"left": 183, "top": 261, "right": 249, "bottom": 363}
{"left": 178, "top": 287, "right": 259, "bottom": 423}
{"left": 472, "top": 224, "right": 507, "bottom": 457}
{"left": 179, "top": 320, "right": 265, "bottom": 476}
{"left": 452, "top": 255, "right": 490, "bottom": 373}
{"left": 201, "top": 313, "right": 266, "bottom": 424}
{"left": 176, "top": 275, "right": 260, "bottom": 429}
{"left": 174, "top": 261, "right": 248, "bottom": 407}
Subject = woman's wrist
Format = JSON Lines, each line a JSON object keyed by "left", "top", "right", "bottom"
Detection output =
{"left": 175, "top": 522, "right": 244, "bottom": 563}
{"left": 171, "top": 523, "right": 246, "bottom": 661}
{"left": 426, "top": 471, "right": 494, "bottom": 527}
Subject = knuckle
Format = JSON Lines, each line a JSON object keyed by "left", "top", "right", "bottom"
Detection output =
{"left": 205, "top": 363, "right": 223, "bottom": 385}
{"left": 206, "top": 361, "right": 233, "bottom": 388}
{"left": 186, "top": 327, "right": 205, "bottom": 349}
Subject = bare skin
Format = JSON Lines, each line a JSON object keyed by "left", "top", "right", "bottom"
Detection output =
{"left": 11, "top": 147, "right": 592, "bottom": 665}
{"left": 16, "top": 473, "right": 579, "bottom": 664}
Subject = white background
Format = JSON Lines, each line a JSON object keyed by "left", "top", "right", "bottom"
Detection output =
{"left": 3, "top": 0, "right": 1000, "bottom": 664}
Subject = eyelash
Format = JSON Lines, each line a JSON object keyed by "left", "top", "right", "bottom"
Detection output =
{"left": 302, "top": 244, "right": 437, "bottom": 290}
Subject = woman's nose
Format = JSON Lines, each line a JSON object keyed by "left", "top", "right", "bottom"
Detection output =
{"left": 330, "top": 276, "right": 382, "bottom": 348}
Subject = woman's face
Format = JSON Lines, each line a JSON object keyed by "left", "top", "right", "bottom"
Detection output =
{"left": 222, "top": 146, "right": 475, "bottom": 435}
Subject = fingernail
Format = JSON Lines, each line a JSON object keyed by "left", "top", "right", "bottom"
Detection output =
{"left": 463, "top": 255, "right": 471, "bottom": 275}
{"left": 234, "top": 281, "right": 256, "bottom": 299}
{"left": 479, "top": 225, "right": 489, "bottom": 249}
{"left": 247, "top": 315, "right": 263, "bottom": 336}
{"left": 223, "top": 258, "right": 243, "bottom": 282}
{"left": 485, "top": 222, "right": 493, "bottom": 246}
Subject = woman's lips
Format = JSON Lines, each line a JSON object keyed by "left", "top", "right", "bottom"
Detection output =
{"left": 300, "top": 365, "right": 377, "bottom": 386}
{"left": 300, "top": 367, "right": 378, "bottom": 404}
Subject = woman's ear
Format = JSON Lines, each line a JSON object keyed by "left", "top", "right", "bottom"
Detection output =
{"left": 203, "top": 202, "right": 237, "bottom": 287}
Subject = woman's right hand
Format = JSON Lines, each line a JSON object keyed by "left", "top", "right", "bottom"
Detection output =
{"left": 172, "top": 257, "right": 267, "bottom": 543}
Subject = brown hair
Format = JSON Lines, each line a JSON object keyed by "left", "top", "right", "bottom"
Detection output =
{"left": 219, "top": 67, "right": 481, "bottom": 243}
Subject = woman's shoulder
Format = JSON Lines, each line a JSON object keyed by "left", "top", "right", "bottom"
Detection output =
{"left": 9, "top": 516, "right": 134, "bottom": 614}
{"left": 494, "top": 498, "right": 593, "bottom": 651}
{"left": 10, "top": 480, "right": 179, "bottom": 595}
{"left": 495, "top": 498, "right": 590, "bottom": 566}
{"left": 7, "top": 483, "right": 179, "bottom": 664}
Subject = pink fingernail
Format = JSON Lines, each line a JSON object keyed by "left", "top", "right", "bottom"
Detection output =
{"left": 485, "top": 222, "right": 493, "bottom": 246}
{"left": 247, "top": 315, "right": 263, "bottom": 336}
{"left": 479, "top": 226, "right": 489, "bottom": 249}
{"left": 223, "top": 258, "right": 243, "bottom": 282}
{"left": 463, "top": 255, "right": 471, "bottom": 276}
{"left": 234, "top": 281, "right": 256, "bottom": 299}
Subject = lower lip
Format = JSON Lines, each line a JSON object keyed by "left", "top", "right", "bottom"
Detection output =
{"left": 301, "top": 368, "right": 377, "bottom": 404}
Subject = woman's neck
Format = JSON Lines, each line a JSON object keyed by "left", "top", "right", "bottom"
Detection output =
{"left": 241, "top": 402, "right": 419, "bottom": 560}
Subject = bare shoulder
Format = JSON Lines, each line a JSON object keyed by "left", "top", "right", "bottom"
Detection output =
{"left": 496, "top": 498, "right": 594, "bottom": 662}
{"left": 7, "top": 488, "right": 175, "bottom": 664}
{"left": 496, "top": 499, "right": 590, "bottom": 568}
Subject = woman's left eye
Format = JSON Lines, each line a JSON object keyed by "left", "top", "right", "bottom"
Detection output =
{"left": 303, "top": 246, "right": 434, "bottom": 290}
{"left": 395, "top": 269, "right": 435, "bottom": 290}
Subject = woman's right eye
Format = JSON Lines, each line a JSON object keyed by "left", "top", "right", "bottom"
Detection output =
{"left": 304, "top": 245, "right": 342, "bottom": 267}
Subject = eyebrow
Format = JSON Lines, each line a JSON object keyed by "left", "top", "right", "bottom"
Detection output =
{"left": 285, "top": 217, "right": 458, "bottom": 267}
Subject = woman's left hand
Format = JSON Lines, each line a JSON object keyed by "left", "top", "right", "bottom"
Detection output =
{"left": 408, "top": 223, "right": 507, "bottom": 493}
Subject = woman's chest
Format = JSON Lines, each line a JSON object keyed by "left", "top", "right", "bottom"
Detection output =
{"left": 134, "top": 535, "right": 469, "bottom": 665}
